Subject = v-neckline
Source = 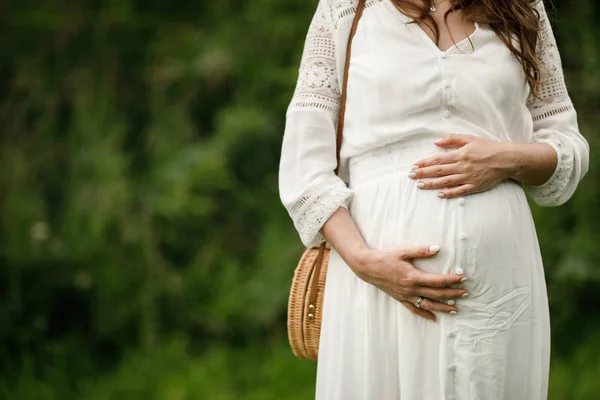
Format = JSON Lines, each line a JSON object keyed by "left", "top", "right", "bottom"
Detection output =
{"left": 383, "top": 0, "right": 480, "bottom": 55}
{"left": 409, "top": 19, "right": 480, "bottom": 54}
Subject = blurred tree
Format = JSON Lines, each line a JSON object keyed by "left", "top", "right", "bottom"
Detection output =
{"left": 0, "top": 0, "right": 598, "bottom": 398}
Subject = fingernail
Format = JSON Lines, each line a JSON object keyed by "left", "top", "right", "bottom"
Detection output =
{"left": 435, "top": 138, "right": 443, "bottom": 143}
{"left": 461, "top": 292, "right": 470, "bottom": 298}
{"left": 408, "top": 172, "right": 417, "bottom": 179}
{"left": 411, "top": 164, "right": 419, "bottom": 171}
{"left": 447, "top": 299, "right": 455, "bottom": 306}
{"left": 417, "top": 182, "right": 425, "bottom": 189}
{"left": 460, "top": 277, "right": 468, "bottom": 283}
{"left": 429, "top": 245, "right": 440, "bottom": 253}
{"left": 449, "top": 310, "right": 458, "bottom": 315}
{"left": 437, "top": 192, "right": 445, "bottom": 198}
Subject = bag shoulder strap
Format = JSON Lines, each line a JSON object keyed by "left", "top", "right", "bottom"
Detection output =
{"left": 334, "top": 0, "right": 367, "bottom": 175}
{"left": 309, "top": 1, "right": 367, "bottom": 313}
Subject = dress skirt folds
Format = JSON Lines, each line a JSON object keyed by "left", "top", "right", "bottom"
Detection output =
{"left": 315, "top": 136, "right": 550, "bottom": 400}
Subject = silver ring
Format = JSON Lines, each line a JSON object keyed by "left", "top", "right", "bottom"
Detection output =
{"left": 415, "top": 297, "right": 425, "bottom": 308}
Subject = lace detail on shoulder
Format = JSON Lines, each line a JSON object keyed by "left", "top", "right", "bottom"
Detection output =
{"left": 290, "top": 0, "right": 341, "bottom": 114}
{"left": 290, "top": 178, "right": 352, "bottom": 248}
{"left": 289, "top": 0, "right": 382, "bottom": 113}
{"left": 332, "top": 0, "right": 381, "bottom": 28}
{"left": 526, "top": 0, "right": 574, "bottom": 121}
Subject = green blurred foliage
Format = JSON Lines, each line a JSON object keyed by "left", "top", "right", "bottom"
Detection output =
{"left": 0, "top": 0, "right": 598, "bottom": 399}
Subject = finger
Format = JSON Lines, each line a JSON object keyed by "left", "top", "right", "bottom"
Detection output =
{"left": 434, "top": 134, "right": 473, "bottom": 149}
{"left": 410, "top": 164, "right": 459, "bottom": 180}
{"left": 418, "top": 174, "right": 467, "bottom": 190}
{"left": 438, "top": 183, "right": 478, "bottom": 199}
{"left": 408, "top": 296, "right": 458, "bottom": 314}
{"left": 399, "top": 244, "right": 442, "bottom": 260}
{"left": 408, "top": 268, "right": 466, "bottom": 287}
{"left": 415, "top": 287, "right": 469, "bottom": 302}
{"left": 411, "top": 151, "right": 458, "bottom": 169}
{"left": 401, "top": 300, "right": 436, "bottom": 322}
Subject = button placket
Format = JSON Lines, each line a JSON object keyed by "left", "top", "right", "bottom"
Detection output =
{"left": 438, "top": 52, "right": 460, "bottom": 400}
{"left": 444, "top": 196, "right": 468, "bottom": 399}
{"left": 438, "top": 53, "right": 453, "bottom": 121}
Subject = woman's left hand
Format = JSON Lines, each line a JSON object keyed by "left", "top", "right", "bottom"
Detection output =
{"left": 409, "top": 134, "right": 518, "bottom": 199}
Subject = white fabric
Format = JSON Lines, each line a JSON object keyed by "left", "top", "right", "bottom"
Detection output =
{"left": 278, "top": 0, "right": 590, "bottom": 399}
{"left": 278, "top": 0, "right": 589, "bottom": 248}
{"left": 319, "top": 136, "right": 549, "bottom": 399}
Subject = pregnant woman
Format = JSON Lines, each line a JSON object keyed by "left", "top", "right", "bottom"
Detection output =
{"left": 279, "top": 0, "right": 589, "bottom": 398}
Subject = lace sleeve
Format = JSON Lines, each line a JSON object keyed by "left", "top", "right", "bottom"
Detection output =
{"left": 278, "top": 0, "right": 352, "bottom": 248}
{"left": 523, "top": 0, "right": 590, "bottom": 206}
{"left": 290, "top": 0, "right": 341, "bottom": 114}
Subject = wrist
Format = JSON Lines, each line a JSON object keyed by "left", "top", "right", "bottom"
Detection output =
{"left": 498, "top": 142, "right": 526, "bottom": 181}
{"left": 347, "top": 244, "right": 374, "bottom": 279}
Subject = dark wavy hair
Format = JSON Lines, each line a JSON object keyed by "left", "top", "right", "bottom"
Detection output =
{"left": 391, "top": 0, "right": 544, "bottom": 96}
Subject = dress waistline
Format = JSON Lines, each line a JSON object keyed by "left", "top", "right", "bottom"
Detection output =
{"left": 348, "top": 136, "right": 450, "bottom": 187}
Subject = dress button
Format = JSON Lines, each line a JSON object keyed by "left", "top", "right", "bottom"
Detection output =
{"left": 448, "top": 364, "right": 457, "bottom": 372}
{"left": 448, "top": 331, "right": 456, "bottom": 338}
{"left": 455, "top": 267, "right": 464, "bottom": 275}
{"left": 439, "top": 52, "right": 447, "bottom": 59}
{"left": 460, "top": 232, "right": 467, "bottom": 240}
{"left": 458, "top": 197, "right": 465, "bottom": 206}
{"left": 443, "top": 109, "right": 451, "bottom": 118}
{"left": 447, "top": 299, "right": 455, "bottom": 306}
{"left": 443, "top": 80, "right": 451, "bottom": 88}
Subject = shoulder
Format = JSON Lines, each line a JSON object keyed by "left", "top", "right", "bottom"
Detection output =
{"left": 531, "top": 0, "right": 554, "bottom": 20}
{"left": 326, "top": 0, "right": 384, "bottom": 26}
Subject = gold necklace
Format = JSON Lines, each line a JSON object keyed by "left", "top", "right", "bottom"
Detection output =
{"left": 429, "top": 0, "right": 450, "bottom": 12}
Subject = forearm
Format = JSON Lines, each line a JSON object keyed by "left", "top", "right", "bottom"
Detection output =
{"left": 320, "top": 206, "right": 370, "bottom": 275}
{"left": 503, "top": 142, "right": 558, "bottom": 186}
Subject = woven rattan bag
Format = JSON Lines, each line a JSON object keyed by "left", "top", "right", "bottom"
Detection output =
{"left": 287, "top": 0, "right": 367, "bottom": 361}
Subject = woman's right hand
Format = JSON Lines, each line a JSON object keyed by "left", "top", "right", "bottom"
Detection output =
{"left": 351, "top": 245, "right": 468, "bottom": 322}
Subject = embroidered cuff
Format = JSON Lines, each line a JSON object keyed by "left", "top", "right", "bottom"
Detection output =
{"left": 525, "top": 130, "right": 574, "bottom": 206}
{"left": 290, "top": 179, "right": 352, "bottom": 248}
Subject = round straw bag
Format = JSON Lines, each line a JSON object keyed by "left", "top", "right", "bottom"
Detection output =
{"left": 287, "top": 0, "right": 367, "bottom": 361}
{"left": 287, "top": 242, "right": 330, "bottom": 360}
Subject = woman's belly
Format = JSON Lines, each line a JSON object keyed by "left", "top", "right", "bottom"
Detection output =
{"left": 347, "top": 136, "right": 542, "bottom": 321}
{"left": 328, "top": 135, "right": 550, "bottom": 397}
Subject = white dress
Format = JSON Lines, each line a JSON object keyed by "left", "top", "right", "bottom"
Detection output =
{"left": 278, "top": 0, "right": 590, "bottom": 399}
